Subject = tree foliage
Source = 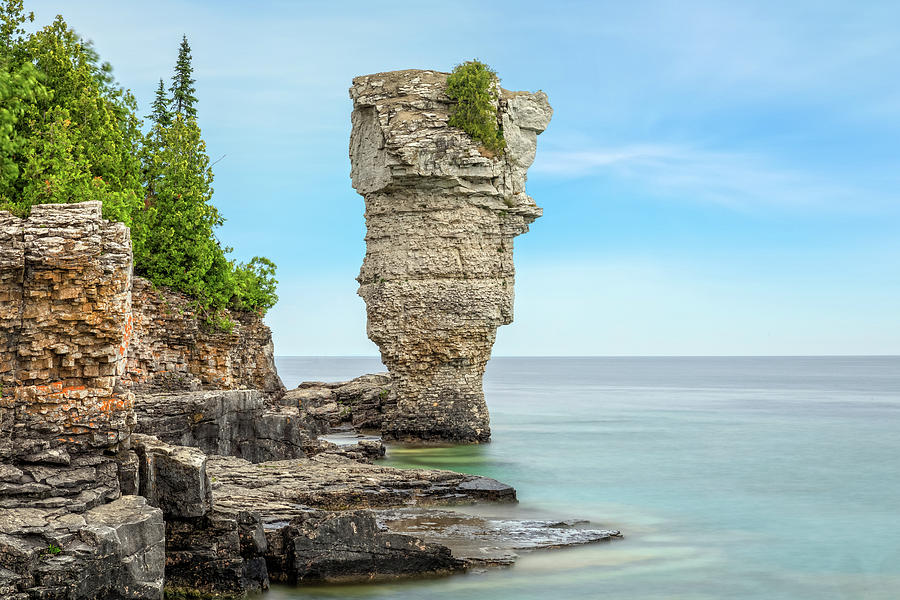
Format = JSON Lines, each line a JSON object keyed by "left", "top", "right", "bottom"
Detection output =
{"left": 231, "top": 257, "right": 279, "bottom": 313}
{"left": 147, "top": 78, "right": 172, "bottom": 128}
{"left": 0, "top": 4, "right": 278, "bottom": 318}
{"left": 135, "top": 116, "right": 227, "bottom": 306}
{"left": 169, "top": 35, "right": 197, "bottom": 119}
{"left": 0, "top": 9, "right": 143, "bottom": 224}
{"left": 446, "top": 60, "right": 505, "bottom": 156}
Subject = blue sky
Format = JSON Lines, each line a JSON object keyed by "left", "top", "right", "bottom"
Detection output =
{"left": 29, "top": 1, "right": 900, "bottom": 356}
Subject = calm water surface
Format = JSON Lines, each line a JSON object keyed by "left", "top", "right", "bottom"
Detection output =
{"left": 272, "top": 356, "right": 900, "bottom": 599}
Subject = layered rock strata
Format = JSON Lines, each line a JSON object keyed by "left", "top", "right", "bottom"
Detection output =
{"left": 124, "top": 277, "right": 284, "bottom": 395}
{"left": 282, "top": 373, "right": 393, "bottom": 434}
{"left": 0, "top": 202, "right": 134, "bottom": 512}
{"left": 349, "top": 69, "right": 552, "bottom": 443}
{"left": 134, "top": 390, "right": 315, "bottom": 462}
{"left": 0, "top": 202, "right": 288, "bottom": 599}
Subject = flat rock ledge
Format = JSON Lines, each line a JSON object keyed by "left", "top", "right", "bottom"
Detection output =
{"left": 378, "top": 508, "right": 622, "bottom": 567}
{"left": 209, "top": 453, "right": 517, "bottom": 517}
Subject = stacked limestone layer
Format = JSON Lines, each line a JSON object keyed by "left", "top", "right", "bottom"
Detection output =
{"left": 0, "top": 203, "right": 165, "bottom": 599}
{"left": 123, "top": 277, "right": 284, "bottom": 395}
{"left": 0, "top": 202, "right": 134, "bottom": 510}
{"left": 349, "top": 69, "right": 552, "bottom": 443}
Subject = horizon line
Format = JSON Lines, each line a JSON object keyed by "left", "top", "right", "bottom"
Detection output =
{"left": 274, "top": 354, "right": 900, "bottom": 359}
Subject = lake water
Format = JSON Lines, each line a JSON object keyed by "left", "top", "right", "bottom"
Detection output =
{"left": 272, "top": 356, "right": 900, "bottom": 600}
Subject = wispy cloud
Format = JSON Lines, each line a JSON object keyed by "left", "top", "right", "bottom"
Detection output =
{"left": 534, "top": 143, "right": 898, "bottom": 213}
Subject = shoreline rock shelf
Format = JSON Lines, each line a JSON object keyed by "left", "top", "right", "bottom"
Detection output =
{"left": 350, "top": 69, "right": 552, "bottom": 444}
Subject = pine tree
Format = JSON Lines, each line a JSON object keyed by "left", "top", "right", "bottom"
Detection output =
{"left": 147, "top": 78, "right": 172, "bottom": 127}
{"left": 169, "top": 35, "right": 197, "bottom": 119}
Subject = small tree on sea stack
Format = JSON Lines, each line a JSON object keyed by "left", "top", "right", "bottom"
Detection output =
{"left": 446, "top": 60, "right": 505, "bottom": 156}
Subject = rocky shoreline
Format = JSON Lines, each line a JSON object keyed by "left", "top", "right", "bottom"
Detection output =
{"left": 1, "top": 359, "right": 622, "bottom": 599}
{"left": 0, "top": 70, "right": 621, "bottom": 599}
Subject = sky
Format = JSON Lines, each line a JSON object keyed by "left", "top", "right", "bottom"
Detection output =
{"left": 28, "top": 0, "right": 900, "bottom": 356}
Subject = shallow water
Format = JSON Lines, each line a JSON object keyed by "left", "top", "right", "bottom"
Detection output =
{"left": 272, "top": 356, "right": 900, "bottom": 599}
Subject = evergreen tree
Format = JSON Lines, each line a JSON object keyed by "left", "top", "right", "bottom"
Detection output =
{"left": 135, "top": 116, "right": 227, "bottom": 306}
{"left": 0, "top": 14, "right": 143, "bottom": 224}
{"left": 147, "top": 78, "right": 172, "bottom": 127}
{"left": 169, "top": 35, "right": 197, "bottom": 119}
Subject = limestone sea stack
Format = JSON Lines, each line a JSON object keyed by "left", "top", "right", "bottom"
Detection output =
{"left": 349, "top": 69, "right": 552, "bottom": 443}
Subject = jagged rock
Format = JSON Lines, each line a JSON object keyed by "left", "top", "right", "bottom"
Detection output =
{"left": 349, "top": 70, "right": 552, "bottom": 443}
{"left": 0, "top": 495, "right": 164, "bottom": 599}
{"left": 123, "top": 277, "right": 284, "bottom": 395}
{"left": 164, "top": 508, "right": 269, "bottom": 599}
{"left": 279, "top": 510, "right": 464, "bottom": 583}
{"left": 282, "top": 373, "right": 392, "bottom": 434}
{"left": 132, "top": 435, "right": 211, "bottom": 518}
{"left": 133, "top": 389, "right": 316, "bottom": 462}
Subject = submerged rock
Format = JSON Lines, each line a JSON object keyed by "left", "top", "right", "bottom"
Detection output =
{"left": 349, "top": 69, "right": 552, "bottom": 443}
{"left": 377, "top": 508, "right": 623, "bottom": 566}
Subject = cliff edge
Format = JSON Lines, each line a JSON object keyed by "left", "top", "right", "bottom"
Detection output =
{"left": 349, "top": 69, "right": 552, "bottom": 443}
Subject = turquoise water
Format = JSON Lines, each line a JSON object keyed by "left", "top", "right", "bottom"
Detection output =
{"left": 272, "top": 356, "right": 900, "bottom": 599}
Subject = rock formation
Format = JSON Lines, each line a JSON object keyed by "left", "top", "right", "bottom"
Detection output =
{"left": 0, "top": 203, "right": 165, "bottom": 599}
{"left": 0, "top": 83, "right": 617, "bottom": 597}
{"left": 349, "top": 69, "right": 552, "bottom": 443}
{"left": 282, "top": 372, "right": 392, "bottom": 434}
{"left": 124, "top": 277, "right": 284, "bottom": 395}
{"left": 0, "top": 202, "right": 135, "bottom": 513}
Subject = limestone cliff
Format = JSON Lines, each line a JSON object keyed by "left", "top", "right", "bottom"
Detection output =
{"left": 0, "top": 202, "right": 135, "bottom": 509}
{"left": 0, "top": 203, "right": 165, "bottom": 598}
{"left": 349, "top": 69, "right": 552, "bottom": 443}
{"left": 124, "top": 277, "right": 284, "bottom": 395}
{"left": 0, "top": 202, "right": 287, "bottom": 598}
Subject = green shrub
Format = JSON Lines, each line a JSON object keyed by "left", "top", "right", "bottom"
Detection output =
{"left": 446, "top": 60, "right": 505, "bottom": 156}
{"left": 230, "top": 257, "right": 279, "bottom": 314}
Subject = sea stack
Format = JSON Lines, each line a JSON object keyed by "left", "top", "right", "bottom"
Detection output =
{"left": 349, "top": 69, "right": 552, "bottom": 443}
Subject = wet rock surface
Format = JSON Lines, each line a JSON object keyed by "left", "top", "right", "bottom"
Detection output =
{"left": 163, "top": 508, "right": 269, "bottom": 599}
{"left": 377, "top": 508, "right": 623, "bottom": 566}
{"left": 278, "top": 510, "right": 464, "bottom": 583}
{"left": 349, "top": 70, "right": 552, "bottom": 443}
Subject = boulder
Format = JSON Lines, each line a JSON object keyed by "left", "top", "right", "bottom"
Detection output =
{"left": 132, "top": 434, "right": 211, "bottom": 518}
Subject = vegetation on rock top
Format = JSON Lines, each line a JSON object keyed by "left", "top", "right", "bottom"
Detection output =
{"left": 0, "top": 1, "right": 277, "bottom": 321}
{"left": 446, "top": 60, "right": 505, "bottom": 156}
